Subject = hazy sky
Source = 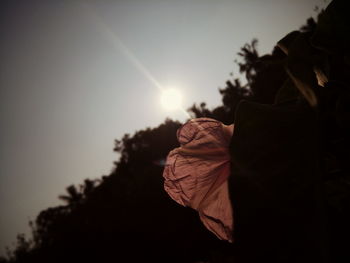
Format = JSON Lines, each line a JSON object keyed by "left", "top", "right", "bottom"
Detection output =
{"left": 0, "top": 0, "right": 329, "bottom": 255}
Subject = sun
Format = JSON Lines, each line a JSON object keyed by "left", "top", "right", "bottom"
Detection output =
{"left": 160, "top": 88, "right": 183, "bottom": 110}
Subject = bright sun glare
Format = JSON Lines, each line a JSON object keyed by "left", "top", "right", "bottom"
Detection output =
{"left": 160, "top": 88, "right": 183, "bottom": 110}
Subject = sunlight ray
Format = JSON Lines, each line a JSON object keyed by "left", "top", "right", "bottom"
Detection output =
{"left": 80, "top": 2, "right": 164, "bottom": 92}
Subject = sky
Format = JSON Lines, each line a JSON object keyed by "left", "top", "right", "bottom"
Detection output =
{"left": 0, "top": 0, "right": 329, "bottom": 256}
